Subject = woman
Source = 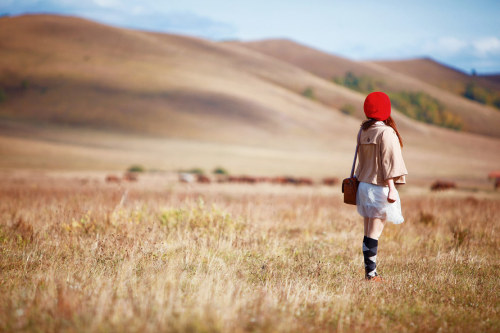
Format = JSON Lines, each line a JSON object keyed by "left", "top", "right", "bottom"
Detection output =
{"left": 355, "top": 92, "right": 408, "bottom": 281}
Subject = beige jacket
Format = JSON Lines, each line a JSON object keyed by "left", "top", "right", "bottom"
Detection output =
{"left": 355, "top": 122, "right": 408, "bottom": 186}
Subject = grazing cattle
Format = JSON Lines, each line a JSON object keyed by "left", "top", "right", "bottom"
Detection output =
{"left": 179, "top": 173, "right": 195, "bottom": 183}
{"left": 430, "top": 180, "right": 456, "bottom": 191}
{"left": 222, "top": 175, "right": 312, "bottom": 185}
{"left": 271, "top": 177, "right": 288, "bottom": 185}
{"left": 123, "top": 172, "right": 138, "bottom": 182}
{"left": 296, "top": 177, "right": 314, "bottom": 186}
{"left": 322, "top": 177, "right": 339, "bottom": 186}
{"left": 228, "top": 176, "right": 239, "bottom": 183}
{"left": 216, "top": 175, "right": 228, "bottom": 183}
{"left": 487, "top": 171, "right": 500, "bottom": 179}
{"left": 196, "top": 174, "right": 211, "bottom": 184}
{"left": 227, "top": 175, "right": 257, "bottom": 184}
{"left": 105, "top": 175, "right": 121, "bottom": 183}
{"left": 241, "top": 176, "right": 257, "bottom": 184}
{"left": 487, "top": 171, "right": 500, "bottom": 190}
{"left": 256, "top": 177, "right": 271, "bottom": 183}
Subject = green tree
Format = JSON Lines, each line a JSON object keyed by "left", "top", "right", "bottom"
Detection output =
{"left": 0, "top": 89, "right": 6, "bottom": 103}
{"left": 340, "top": 104, "right": 355, "bottom": 116}
{"left": 127, "top": 165, "right": 145, "bottom": 172}
{"left": 213, "top": 167, "right": 229, "bottom": 175}
{"left": 302, "top": 87, "right": 315, "bottom": 100}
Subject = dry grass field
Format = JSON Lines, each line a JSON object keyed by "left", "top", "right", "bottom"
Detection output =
{"left": 1, "top": 172, "right": 499, "bottom": 332}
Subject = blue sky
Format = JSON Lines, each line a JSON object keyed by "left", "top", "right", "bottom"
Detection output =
{"left": 2, "top": 0, "right": 500, "bottom": 74}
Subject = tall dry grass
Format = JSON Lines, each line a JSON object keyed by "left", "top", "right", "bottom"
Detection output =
{"left": 0, "top": 174, "right": 498, "bottom": 332}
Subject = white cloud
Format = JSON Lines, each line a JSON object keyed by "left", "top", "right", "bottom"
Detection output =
{"left": 421, "top": 37, "right": 467, "bottom": 57}
{"left": 437, "top": 37, "right": 467, "bottom": 53}
{"left": 473, "top": 36, "right": 500, "bottom": 57}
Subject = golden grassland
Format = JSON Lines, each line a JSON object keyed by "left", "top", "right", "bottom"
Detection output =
{"left": 1, "top": 173, "right": 499, "bottom": 332}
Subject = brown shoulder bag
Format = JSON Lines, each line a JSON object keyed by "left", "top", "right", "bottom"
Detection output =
{"left": 342, "top": 128, "right": 362, "bottom": 205}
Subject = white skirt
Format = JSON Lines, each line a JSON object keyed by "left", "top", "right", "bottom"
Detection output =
{"left": 356, "top": 182, "right": 404, "bottom": 224}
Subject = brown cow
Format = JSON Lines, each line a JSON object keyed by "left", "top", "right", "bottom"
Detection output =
{"left": 487, "top": 171, "right": 500, "bottom": 179}
{"left": 296, "top": 177, "right": 314, "bottom": 186}
{"left": 322, "top": 177, "right": 339, "bottom": 186}
{"left": 487, "top": 171, "right": 500, "bottom": 190}
{"left": 256, "top": 176, "right": 271, "bottom": 183}
{"left": 216, "top": 175, "right": 228, "bottom": 183}
{"left": 430, "top": 180, "right": 456, "bottom": 191}
{"left": 105, "top": 175, "right": 121, "bottom": 183}
{"left": 271, "top": 177, "right": 287, "bottom": 185}
{"left": 196, "top": 174, "right": 211, "bottom": 184}
{"left": 242, "top": 176, "right": 257, "bottom": 184}
{"left": 226, "top": 175, "right": 257, "bottom": 184}
{"left": 227, "top": 176, "right": 239, "bottom": 183}
{"left": 123, "top": 172, "right": 138, "bottom": 182}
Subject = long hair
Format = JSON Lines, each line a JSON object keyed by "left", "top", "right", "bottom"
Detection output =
{"left": 361, "top": 116, "right": 403, "bottom": 148}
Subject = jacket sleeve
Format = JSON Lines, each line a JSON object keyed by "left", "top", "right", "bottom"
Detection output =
{"left": 380, "top": 128, "right": 408, "bottom": 182}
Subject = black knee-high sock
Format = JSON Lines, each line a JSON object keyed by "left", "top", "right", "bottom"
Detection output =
{"left": 363, "top": 236, "right": 378, "bottom": 278}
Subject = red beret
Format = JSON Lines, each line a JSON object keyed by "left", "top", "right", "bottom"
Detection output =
{"left": 363, "top": 92, "right": 391, "bottom": 121}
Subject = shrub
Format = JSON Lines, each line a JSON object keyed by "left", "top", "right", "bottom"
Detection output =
{"left": 127, "top": 165, "right": 145, "bottom": 173}
{"left": 0, "top": 89, "right": 6, "bottom": 103}
{"left": 213, "top": 167, "right": 229, "bottom": 175}
{"left": 340, "top": 104, "right": 355, "bottom": 116}
{"left": 389, "top": 91, "right": 463, "bottom": 130}
{"left": 462, "top": 82, "right": 500, "bottom": 110}
{"left": 333, "top": 71, "right": 384, "bottom": 93}
{"left": 302, "top": 87, "right": 315, "bottom": 100}
{"left": 186, "top": 168, "right": 204, "bottom": 175}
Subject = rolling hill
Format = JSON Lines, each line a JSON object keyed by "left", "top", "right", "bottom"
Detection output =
{"left": 233, "top": 39, "right": 500, "bottom": 138}
{"left": 0, "top": 14, "right": 499, "bottom": 182}
{"left": 372, "top": 57, "right": 500, "bottom": 95}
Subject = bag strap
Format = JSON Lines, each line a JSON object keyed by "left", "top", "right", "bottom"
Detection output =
{"left": 350, "top": 127, "right": 363, "bottom": 178}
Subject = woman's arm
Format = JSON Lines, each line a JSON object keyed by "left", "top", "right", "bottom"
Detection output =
{"left": 387, "top": 178, "right": 397, "bottom": 203}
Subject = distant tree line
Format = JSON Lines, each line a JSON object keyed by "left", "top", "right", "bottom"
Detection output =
{"left": 333, "top": 72, "right": 383, "bottom": 94}
{"left": 463, "top": 82, "right": 500, "bottom": 110}
{"left": 389, "top": 91, "right": 462, "bottom": 130}
{"left": 333, "top": 72, "right": 463, "bottom": 130}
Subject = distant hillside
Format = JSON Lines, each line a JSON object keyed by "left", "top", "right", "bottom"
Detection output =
{"left": 233, "top": 39, "right": 500, "bottom": 138}
{"left": 0, "top": 15, "right": 362, "bottom": 149}
{"left": 481, "top": 74, "right": 500, "bottom": 85}
{"left": 229, "top": 39, "right": 383, "bottom": 84}
{"left": 0, "top": 15, "right": 499, "bottom": 180}
{"left": 373, "top": 58, "right": 500, "bottom": 93}
{"left": 373, "top": 58, "right": 500, "bottom": 109}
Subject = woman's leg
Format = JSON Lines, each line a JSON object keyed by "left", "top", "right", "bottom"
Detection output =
{"left": 363, "top": 218, "right": 386, "bottom": 279}
{"left": 366, "top": 218, "right": 386, "bottom": 239}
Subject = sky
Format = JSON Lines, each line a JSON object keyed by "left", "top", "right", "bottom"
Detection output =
{"left": 2, "top": 0, "right": 500, "bottom": 74}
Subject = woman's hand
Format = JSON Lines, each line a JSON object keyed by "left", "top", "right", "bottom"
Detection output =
{"left": 387, "top": 188, "right": 397, "bottom": 203}
{"left": 386, "top": 178, "right": 397, "bottom": 203}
